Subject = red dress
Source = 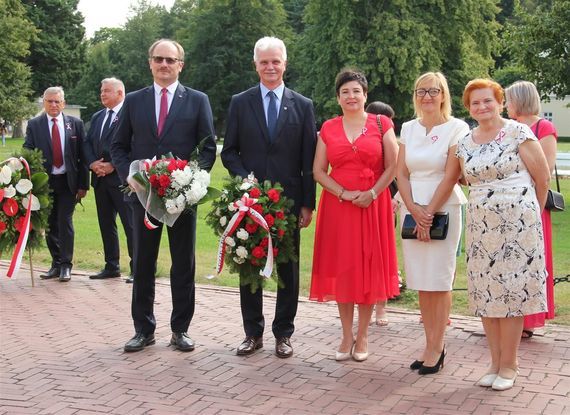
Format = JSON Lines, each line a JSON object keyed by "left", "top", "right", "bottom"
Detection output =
{"left": 524, "top": 119, "right": 558, "bottom": 328}
{"left": 310, "top": 114, "right": 399, "bottom": 304}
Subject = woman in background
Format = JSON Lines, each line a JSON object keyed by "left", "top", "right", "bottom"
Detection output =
{"left": 505, "top": 80, "right": 558, "bottom": 338}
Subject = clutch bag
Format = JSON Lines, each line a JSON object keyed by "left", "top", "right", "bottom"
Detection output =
{"left": 401, "top": 212, "right": 449, "bottom": 240}
{"left": 545, "top": 189, "right": 565, "bottom": 212}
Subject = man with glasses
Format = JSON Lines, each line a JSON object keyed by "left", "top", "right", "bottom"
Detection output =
{"left": 24, "top": 86, "right": 89, "bottom": 282}
{"left": 111, "top": 39, "right": 216, "bottom": 353}
{"left": 84, "top": 78, "right": 134, "bottom": 283}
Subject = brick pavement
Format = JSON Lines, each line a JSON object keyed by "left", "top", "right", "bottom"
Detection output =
{"left": 1, "top": 264, "right": 569, "bottom": 414}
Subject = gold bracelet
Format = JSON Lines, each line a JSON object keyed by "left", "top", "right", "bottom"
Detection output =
{"left": 338, "top": 188, "right": 345, "bottom": 202}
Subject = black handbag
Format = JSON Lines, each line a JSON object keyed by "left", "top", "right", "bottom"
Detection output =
{"left": 534, "top": 120, "right": 565, "bottom": 212}
{"left": 401, "top": 212, "right": 449, "bottom": 240}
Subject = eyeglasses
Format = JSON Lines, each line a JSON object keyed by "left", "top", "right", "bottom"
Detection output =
{"left": 415, "top": 88, "right": 441, "bottom": 97}
{"left": 151, "top": 56, "right": 181, "bottom": 65}
{"left": 44, "top": 100, "right": 62, "bottom": 104}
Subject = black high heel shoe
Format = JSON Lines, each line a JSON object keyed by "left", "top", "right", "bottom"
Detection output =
{"left": 418, "top": 348, "right": 446, "bottom": 375}
{"left": 410, "top": 360, "right": 424, "bottom": 370}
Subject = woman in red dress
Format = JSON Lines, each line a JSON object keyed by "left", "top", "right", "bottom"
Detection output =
{"left": 310, "top": 69, "right": 400, "bottom": 361}
{"left": 505, "top": 81, "right": 558, "bottom": 337}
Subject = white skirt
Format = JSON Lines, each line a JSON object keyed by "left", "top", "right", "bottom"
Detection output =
{"left": 400, "top": 204, "right": 462, "bottom": 291}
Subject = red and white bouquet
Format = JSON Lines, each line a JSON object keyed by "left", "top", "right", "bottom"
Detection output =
{"left": 207, "top": 174, "right": 297, "bottom": 290}
{"left": 127, "top": 153, "right": 219, "bottom": 228}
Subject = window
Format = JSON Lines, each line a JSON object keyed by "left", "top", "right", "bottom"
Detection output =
{"left": 542, "top": 112, "right": 553, "bottom": 122}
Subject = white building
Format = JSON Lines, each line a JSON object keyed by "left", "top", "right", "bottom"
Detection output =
{"left": 542, "top": 96, "right": 570, "bottom": 138}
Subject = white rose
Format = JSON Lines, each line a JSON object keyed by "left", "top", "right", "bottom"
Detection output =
{"left": 239, "top": 181, "right": 253, "bottom": 190}
{"left": 236, "top": 228, "right": 249, "bottom": 241}
{"left": 4, "top": 185, "right": 16, "bottom": 198}
{"left": 236, "top": 246, "right": 248, "bottom": 258}
{"left": 219, "top": 216, "right": 227, "bottom": 226}
{"left": 184, "top": 187, "right": 202, "bottom": 205}
{"left": 7, "top": 159, "right": 23, "bottom": 172}
{"left": 0, "top": 165, "right": 12, "bottom": 185}
{"left": 228, "top": 203, "right": 237, "bottom": 212}
{"left": 225, "top": 246, "right": 233, "bottom": 254}
{"left": 22, "top": 195, "right": 41, "bottom": 211}
{"left": 193, "top": 170, "right": 210, "bottom": 187}
{"left": 225, "top": 236, "right": 236, "bottom": 247}
{"left": 16, "top": 179, "right": 33, "bottom": 194}
{"left": 172, "top": 169, "right": 191, "bottom": 187}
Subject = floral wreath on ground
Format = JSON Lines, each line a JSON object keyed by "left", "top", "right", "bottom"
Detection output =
{"left": 206, "top": 174, "right": 297, "bottom": 292}
{"left": 0, "top": 148, "right": 51, "bottom": 257}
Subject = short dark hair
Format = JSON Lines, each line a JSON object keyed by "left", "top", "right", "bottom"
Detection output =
{"left": 335, "top": 69, "right": 368, "bottom": 96}
{"left": 366, "top": 101, "right": 395, "bottom": 119}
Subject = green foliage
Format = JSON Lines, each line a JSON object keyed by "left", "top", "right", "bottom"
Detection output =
{"left": 505, "top": 0, "right": 570, "bottom": 98}
{"left": 0, "top": 0, "right": 37, "bottom": 123}
{"left": 492, "top": 64, "right": 528, "bottom": 87}
{"left": 296, "top": 0, "right": 500, "bottom": 123}
{"left": 177, "top": 0, "right": 292, "bottom": 134}
{"left": 22, "top": 0, "right": 87, "bottom": 96}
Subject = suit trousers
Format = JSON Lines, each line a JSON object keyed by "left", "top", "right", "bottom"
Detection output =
{"left": 94, "top": 178, "right": 134, "bottom": 272}
{"left": 131, "top": 202, "right": 197, "bottom": 336}
{"left": 240, "top": 229, "right": 300, "bottom": 338}
{"left": 46, "top": 174, "right": 76, "bottom": 268}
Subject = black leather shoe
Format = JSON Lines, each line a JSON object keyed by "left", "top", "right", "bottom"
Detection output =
{"left": 236, "top": 336, "right": 263, "bottom": 356}
{"left": 418, "top": 348, "right": 446, "bottom": 375}
{"left": 124, "top": 333, "right": 155, "bottom": 352}
{"left": 59, "top": 266, "right": 71, "bottom": 282}
{"left": 90, "top": 269, "right": 120, "bottom": 279}
{"left": 125, "top": 275, "right": 134, "bottom": 284}
{"left": 170, "top": 332, "right": 195, "bottom": 352}
{"left": 275, "top": 337, "right": 293, "bottom": 358}
{"left": 40, "top": 266, "right": 60, "bottom": 279}
{"left": 410, "top": 360, "right": 424, "bottom": 370}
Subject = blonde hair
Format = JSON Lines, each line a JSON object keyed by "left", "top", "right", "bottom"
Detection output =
{"left": 505, "top": 81, "right": 541, "bottom": 116}
{"left": 413, "top": 72, "right": 452, "bottom": 120}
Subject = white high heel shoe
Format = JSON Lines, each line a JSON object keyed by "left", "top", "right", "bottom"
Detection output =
{"left": 492, "top": 369, "right": 519, "bottom": 391}
{"left": 335, "top": 341, "right": 354, "bottom": 361}
{"left": 476, "top": 373, "right": 498, "bottom": 387}
{"left": 352, "top": 343, "right": 368, "bottom": 362}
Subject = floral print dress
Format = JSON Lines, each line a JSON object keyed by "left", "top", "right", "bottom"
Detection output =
{"left": 456, "top": 119, "right": 547, "bottom": 318}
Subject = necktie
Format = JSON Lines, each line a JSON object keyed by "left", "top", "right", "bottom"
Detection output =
{"left": 267, "top": 90, "right": 278, "bottom": 141}
{"left": 51, "top": 118, "right": 63, "bottom": 168}
{"left": 157, "top": 88, "right": 168, "bottom": 136}
{"left": 101, "top": 109, "right": 114, "bottom": 139}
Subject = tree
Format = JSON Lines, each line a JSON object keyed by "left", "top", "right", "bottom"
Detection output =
{"left": 0, "top": 0, "right": 37, "bottom": 125}
{"left": 505, "top": 0, "right": 569, "bottom": 98}
{"left": 22, "top": 0, "right": 87, "bottom": 96}
{"left": 176, "top": 0, "right": 292, "bottom": 134}
{"left": 296, "top": 0, "right": 500, "bottom": 123}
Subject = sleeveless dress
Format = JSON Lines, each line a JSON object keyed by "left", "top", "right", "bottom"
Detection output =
{"left": 395, "top": 118, "right": 469, "bottom": 291}
{"left": 457, "top": 120, "right": 547, "bottom": 317}
{"left": 310, "top": 114, "right": 399, "bottom": 304}
{"left": 525, "top": 119, "right": 558, "bottom": 328}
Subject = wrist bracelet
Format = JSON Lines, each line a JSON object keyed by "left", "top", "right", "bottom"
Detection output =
{"left": 338, "top": 188, "right": 345, "bottom": 202}
{"left": 370, "top": 188, "right": 378, "bottom": 200}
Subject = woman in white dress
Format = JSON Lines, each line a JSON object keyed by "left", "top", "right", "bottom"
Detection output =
{"left": 396, "top": 72, "right": 469, "bottom": 375}
{"left": 457, "top": 79, "right": 549, "bottom": 390}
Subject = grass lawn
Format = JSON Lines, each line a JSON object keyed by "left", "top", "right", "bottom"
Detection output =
{"left": 2, "top": 137, "right": 569, "bottom": 325}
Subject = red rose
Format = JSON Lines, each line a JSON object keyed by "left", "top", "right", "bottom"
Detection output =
{"left": 245, "top": 223, "right": 258, "bottom": 234}
{"left": 157, "top": 187, "right": 166, "bottom": 197}
{"left": 264, "top": 214, "right": 275, "bottom": 227}
{"left": 159, "top": 174, "right": 171, "bottom": 188}
{"left": 260, "top": 237, "right": 269, "bottom": 248}
{"left": 272, "top": 247, "right": 279, "bottom": 257}
{"left": 252, "top": 246, "right": 265, "bottom": 259}
{"left": 249, "top": 188, "right": 261, "bottom": 198}
{"left": 149, "top": 174, "right": 160, "bottom": 187}
{"left": 3, "top": 198, "right": 19, "bottom": 217}
{"left": 0, "top": 221, "right": 6, "bottom": 234}
{"left": 275, "top": 210, "right": 285, "bottom": 220}
{"left": 277, "top": 229, "right": 285, "bottom": 238}
{"left": 267, "top": 188, "right": 280, "bottom": 202}
{"left": 176, "top": 159, "right": 188, "bottom": 170}
{"left": 251, "top": 204, "right": 263, "bottom": 214}
{"left": 167, "top": 159, "right": 178, "bottom": 172}
{"left": 14, "top": 216, "right": 31, "bottom": 233}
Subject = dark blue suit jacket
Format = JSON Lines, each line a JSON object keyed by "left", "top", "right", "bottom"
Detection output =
{"left": 23, "top": 113, "right": 89, "bottom": 193}
{"left": 110, "top": 84, "right": 217, "bottom": 189}
{"left": 85, "top": 107, "right": 122, "bottom": 188}
{"left": 221, "top": 85, "right": 317, "bottom": 214}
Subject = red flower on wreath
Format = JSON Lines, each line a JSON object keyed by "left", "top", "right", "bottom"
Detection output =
{"left": 3, "top": 198, "right": 19, "bottom": 217}
{"left": 260, "top": 237, "right": 269, "bottom": 248}
{"left": 251, "top": 204, "right": 263, "bottom": 214}
{"left": 275, "top": 210, "right": 285, "bottom": 220}
{"left": 249, "top": 187, "right": 261, "bottom": 198}
{"left": 0, "top": 221, "right": 6, "bottom": 234}
{"left": 252, "top": 246, "right": 265, "bottom": 259}
{"left": 267, "top": 188, "right": 280, "bottom": 203}
{"left": 277, "top": 229, "right": 285, "bottom": 239}
{"left": 264, "top": 213, "right": 275, "bottom": 227}
{"left": 272, "top": 247, "right": 279, "bottom": 257}
{"left": 0, "top": 188, "right": 4, "bottom": 203}
{"left": 245, "top": 222, "right": 258, "bottom": 234}
{"left": 14, "top": 216, "right": 31, "bottom": 233}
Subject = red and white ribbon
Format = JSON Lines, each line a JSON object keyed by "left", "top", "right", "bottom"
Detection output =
{"left": 5, "top": 157, "right": 33, "bottom": 278}
{"left": 216, "top": 194, "right": 273, "bottom": 279}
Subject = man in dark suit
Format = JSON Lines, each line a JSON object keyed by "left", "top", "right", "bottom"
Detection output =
{"left": 221, "top": 36, "right": 317, "bottom": 358}
{"left": 111, "top": 39, "right": 216, "bottom": 353}
{"left": 24, "top": 86, "right": 89, "bottom": 282}
{"left": 85, "top": 77, "right": 134, "bottom": 282}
